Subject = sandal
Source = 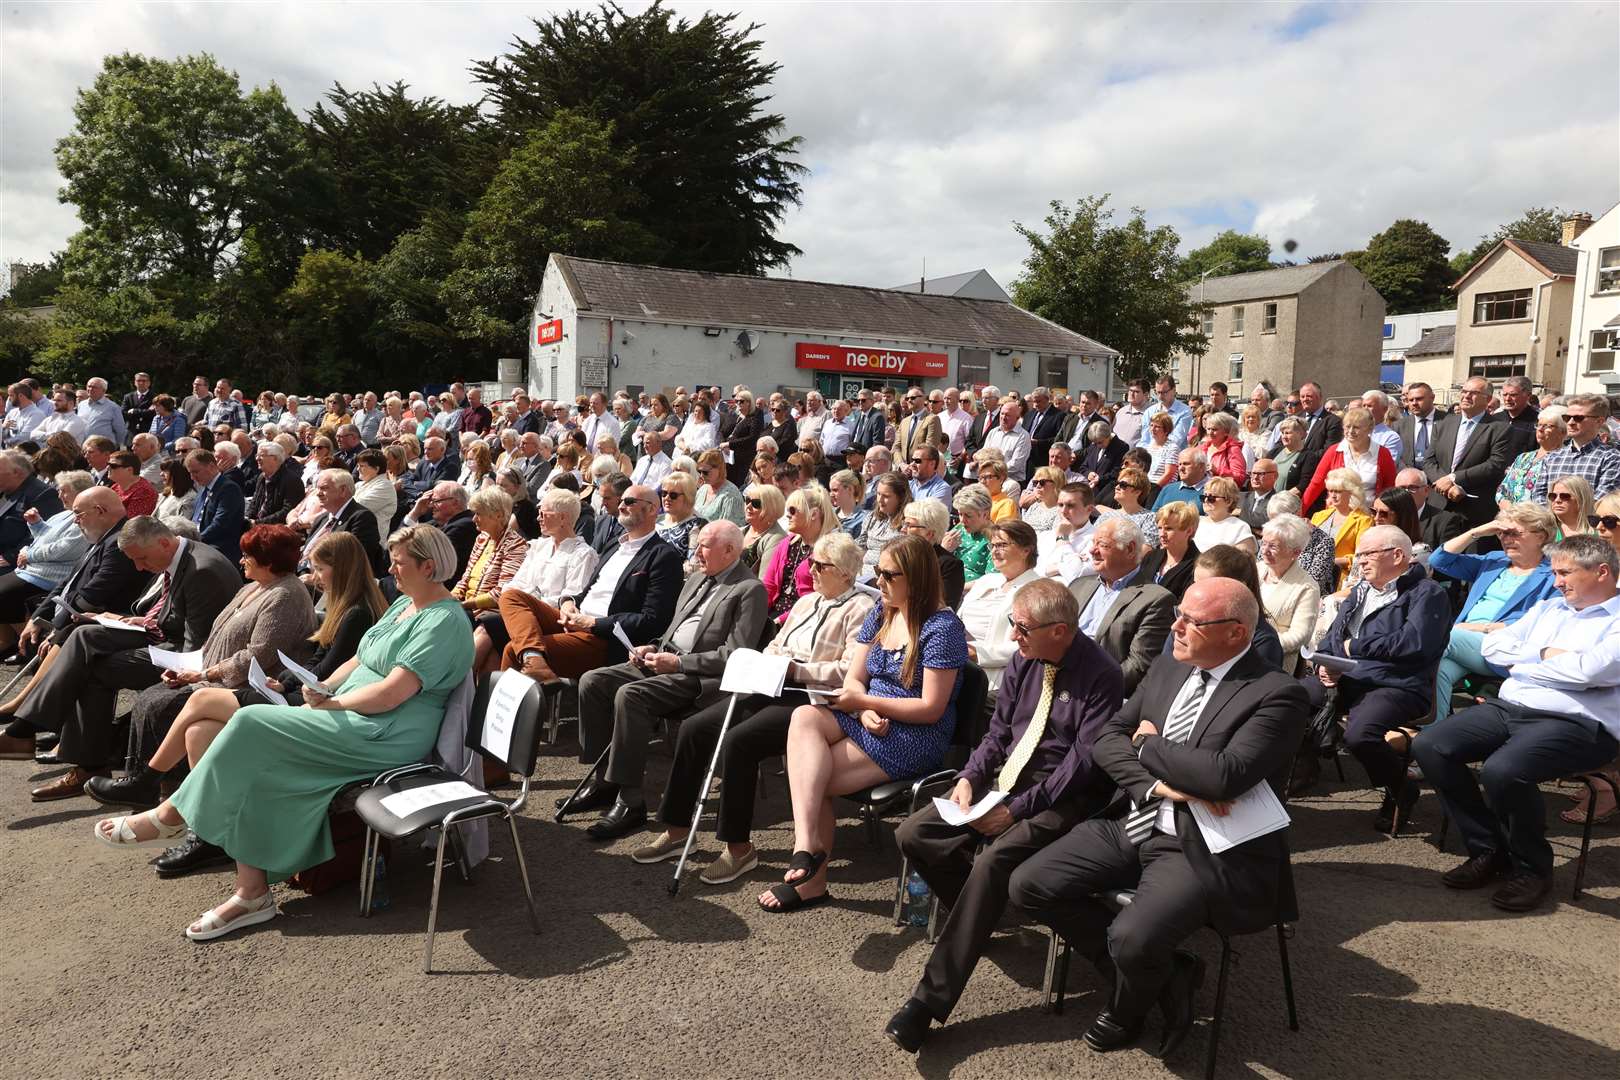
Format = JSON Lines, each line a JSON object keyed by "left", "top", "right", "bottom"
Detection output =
{"left": 184, "top": 891, "right": 278, "bottom": 941}
{"left": 1560, "top": 788, "right": 1619, "bottom": 826}
{"left": 93, "top": 809, "right": 187, "bottom": 849}
{"left": 783, "top": 849, "right": 827, "bottom": 885}
{"left": 759, "top": 882, "right": 832, "bottom": 914}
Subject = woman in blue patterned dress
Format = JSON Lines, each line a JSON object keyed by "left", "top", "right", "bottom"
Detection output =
{"left": 760, "top": 533, "right": 967, "bottom": 912}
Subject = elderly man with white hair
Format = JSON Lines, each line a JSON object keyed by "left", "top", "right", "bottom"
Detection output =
{"left": 245, "top": 440, "right": 303, "bottom": 527}
{"left": 299, "top": 468, "right": 384, "bottom": 578}
{"left": 1362, "top": 388, "right": 1403, "bottom": 462}
{"left": 1067, "top": 515, "right": 1175, "bottom": 694}
{"left": 76, "top": 377, "right": 127, "bottom": 446}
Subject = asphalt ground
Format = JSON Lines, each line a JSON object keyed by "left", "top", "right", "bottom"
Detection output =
{"left": 1, "top": 667, "right": 1616, "bottom": 1080}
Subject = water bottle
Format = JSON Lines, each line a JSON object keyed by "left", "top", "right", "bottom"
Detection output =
{"left": 904, "top": 870, "right": 930, "bottom": 927}
{"left": 370, "top": 855, "right": 392, "bottom": 912}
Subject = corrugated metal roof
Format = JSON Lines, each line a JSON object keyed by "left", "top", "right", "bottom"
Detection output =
{"left": 552, "top": 255, "right": 1114, "bottom": 356}
{"left": 1182, "top": 261, "right": 1343, "bottom": 305}
{"left": 1404, "top": 324, "right": 1456, "bottom": 357}
{"left": 886, "top": 269, "right": 1010, "bottom": 302}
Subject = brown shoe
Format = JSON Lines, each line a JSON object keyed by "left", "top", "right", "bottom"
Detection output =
{"left": 30, "top": 766, "right": 110, "bottom": 802}
{"left": 0, "top": 733, "right": 36, "bottom": 760}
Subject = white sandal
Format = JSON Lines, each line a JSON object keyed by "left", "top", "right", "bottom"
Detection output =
{"left": 93, "top": 809, "right": 187, "bottom": 849}
{"left": 184, "top": 891, "right": 278, "bottom": 942}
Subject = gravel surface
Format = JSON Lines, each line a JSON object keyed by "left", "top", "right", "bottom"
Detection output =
{"left": 1, "top": 668, "right": 1616, "bottom": 1079}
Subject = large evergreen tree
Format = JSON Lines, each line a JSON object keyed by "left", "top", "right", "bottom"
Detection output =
{"left": 1346, "top": 219, "right": 1454, "bottom": 314}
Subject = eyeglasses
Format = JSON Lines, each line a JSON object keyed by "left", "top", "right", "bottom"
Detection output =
{"left": 1355, "top": 546, "right": 1401, "bottom": 560}
{"left": 1032, "top": 479, "right": 1050, "bottom": 487}
{"left": 988, "top": 541, "right": 1014, "bottom": 552}
{"left": 1372, "top": 507, "right": 1395, "bottom": 520}
{"left": 1496, "top": 527, "right": 1525, "bottom": 540}
{"left": 1549, "top": 492, "right": 1576, "bottom": 502}
{"left": 619, "top": 496, "right": 650, "bottom": 508}
{"left": 1007, "top": 615, "right": 1062, "bottom": 638}
{"left": 1285, "top": 400, "right": 1301, "bottom": 408}
{"left": 1204, "top": 495, "right": 1229, "bottom": 504}
{"left": 659, "top": 490, "right": 683, "bottom": 500}
{"left": 1589, "top": 515, "right": 1620, "bottom": 530}
{"left": 874, "top": 568, "right": 906, "bottom": 582}
{"left": 1172, "top": 609, "right": 1240, "bottom": 630}
{"left": 1564, "top": 413, "right": 1593, "bottom": 423}
{"left": 1114, "top": 480, "right": 1139, "bottom": 490}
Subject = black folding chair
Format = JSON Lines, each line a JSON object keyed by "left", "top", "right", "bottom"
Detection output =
{"left": 354, "top": 670, "right": 545, "bottom": 972}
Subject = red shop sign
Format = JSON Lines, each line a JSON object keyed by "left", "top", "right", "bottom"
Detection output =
{"left": 536, "top": 318, "right": 564, "bottom": 345}
{"left": 794, "top": 342, "right": 948, "bottom": 378}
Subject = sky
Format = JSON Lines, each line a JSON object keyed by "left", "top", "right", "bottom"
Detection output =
{"left": 3, "top": 0, "right": 1618, "bottom": 294}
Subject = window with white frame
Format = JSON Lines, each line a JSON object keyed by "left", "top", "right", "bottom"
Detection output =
{"left": 1231, "top": 305, "right": 1245, "bottom": 335}
{"left": 1589, "top": 329, "right": 1619, "bottom": 373}
{"left": 1382, "top": 321, "right": 1395, "bottom": 339}
{"left": 1473, "top": 289, "right": 1531, "bottom": 323}
{"left": 1201, "top": 310, "right": 1214, "bottom": 336}
{"left": 1263, "top": 302, "right": 1278, "bottom": 333}
{"left": 1228, "top": 353, "right": 1244, "bottom": 380}
{"left": 1469, "top": 354, "right": 1527, "bottom": 379}
{"left": 1598, "top": 247, "right": 1620, "bottom": 294}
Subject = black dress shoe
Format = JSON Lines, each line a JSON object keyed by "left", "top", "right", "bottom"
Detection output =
{"left": 1441, "top": 851, "right": 1511, "bottom": 890}
{"left": 154, "top": 832, "right": 232, "bottom": 878}
{"left": 1156, "top": 950, "right": 1206, "bottom": 1057}
{"left": 86, "top": 767, "right": 162, "bottom": 810}
{"left": 1490, "top": 873, "right": 1553, "bottom": 912}
{"left": 1082, "top": 1009, "right": 1144, "bottom": 1053}
{"left": 556, "top": 781, "right": 620, "bottom": 814}
{"left": 884, "top": 999, "right": 936, "bottom": 1053}
{"left": 585, "top": 799, "right": 647, "bottom": 840}
{"left": 1373, "top": 782, "right": 1420, "bottom": 833}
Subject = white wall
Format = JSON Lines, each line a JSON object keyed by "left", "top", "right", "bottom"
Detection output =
{"left": 1565, "top": 204, "right": 1620, "bottom": 396}
{"left": 1382, "top": 309, "right": 1457, "bottom": 360}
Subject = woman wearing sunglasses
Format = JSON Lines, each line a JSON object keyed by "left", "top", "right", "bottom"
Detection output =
{"left": 1547, "top": 475, "right": 1596, "bottom": 539}
{"left": 739, "top": 482, "right": 786, "bottom": 574}
{"left": 763, "top": 485, "right": 836, "bottom": 622}
{"left": 654, "top": 472, "right": 708, "bottom": 560}
{"left": 692, "top": 448, "right": 744, "bottom": 527}
{"left": 1105, "top": 465, "right": 1160, "bottom": 547}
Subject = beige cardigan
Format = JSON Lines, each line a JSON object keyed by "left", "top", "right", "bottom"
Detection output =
{"left": 198, "top": 572, "right": 319, "bottom": 687}
{"left": 1261, "top": 559, "right": 1319, "bottom": 675}
{"left": 767, "top": 588, "right": 876, "bottom": 690}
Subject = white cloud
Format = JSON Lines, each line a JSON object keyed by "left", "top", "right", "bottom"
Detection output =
{"left": 3, "top": 0, "right": 1615, "bottom": 299}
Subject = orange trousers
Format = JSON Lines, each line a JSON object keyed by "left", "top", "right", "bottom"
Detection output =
{"left": 497, "top": 591, "right": 610, "bottom": 678}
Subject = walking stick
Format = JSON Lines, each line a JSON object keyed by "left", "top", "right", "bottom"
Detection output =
{"left": 0, "top": 652, "right": 40, "bottom": 702}
{"left": 555, "top": 745, "right": 610, "bottom": 822}
{"left": 668, "top": 691, "right": 741, "bottom": 896}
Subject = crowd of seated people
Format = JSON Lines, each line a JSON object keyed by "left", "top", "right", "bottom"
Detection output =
{"left": 0, "top": 367, "right": 1616, "bottom": 997}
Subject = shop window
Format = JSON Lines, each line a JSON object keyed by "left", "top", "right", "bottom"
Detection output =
{"left": 1473, "top": 289, "right": 1530, "bottom": 323}
{"left": 1263, "top": 302, "right": 1278, "bottom": 333}
{"left": 1468, "top": 354, "right": 1527, "bottom": 379}
{"left": 958, "top": 348, "right": 990, "bottom": 389}
{"left": 1231, "top": 305, "right": 1245, "bottom": 335}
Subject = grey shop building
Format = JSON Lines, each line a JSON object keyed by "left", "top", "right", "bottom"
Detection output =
{"left": 527, "top": 254, "right": 1118, "bottom": 405}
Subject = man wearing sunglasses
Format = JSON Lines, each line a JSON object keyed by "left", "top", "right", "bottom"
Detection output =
{"left": 894, "top": 386, "right": 941, "bottom": 464}
{"left": 1532, "top": 392, "right": 1620, "bottom": 505}
{"left": 1010, "top": 578, "right": 1307, "bottom": 1058}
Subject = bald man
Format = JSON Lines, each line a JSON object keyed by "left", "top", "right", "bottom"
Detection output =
{"left": 1011, "top": 578, "right": 1308, "bottom": 1059}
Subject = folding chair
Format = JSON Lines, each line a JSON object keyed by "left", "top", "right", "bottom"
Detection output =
{"left": 354, "top": 670, "right": 545, "bottom": 972}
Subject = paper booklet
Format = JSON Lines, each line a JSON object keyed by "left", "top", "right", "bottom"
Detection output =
{"left": 719, "top": 648, "right": 794, "bottom": 698}
{"left": 147, "top": 646, "right": 204, "bottom": 672}
{"left": 277, "top": 650, "right": 336, "bottom": 697}
{"left": 92, "top": 614, "right": 147, "bottom": 633}
{"left": 611, "top": 621, "right": 636, "bottom": 655}
{"left": 248, "top": 656, "right": 288, "bottom": 707}
{"left": 379, "top": 780, "right": 484, "bottom": 818}
{"left": 933, "top": 790, "right": 1008, "bottom": 827}
{"left": 1298, "top": 646, "right": 1357, "bottom": 676}
{"left": 1189, "top": 781, "right": 1291, "bottom": 854}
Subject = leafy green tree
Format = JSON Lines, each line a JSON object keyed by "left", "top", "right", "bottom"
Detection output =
{"left": 472, "top": 1, "right": 804, "bottom": 274}
{"left": 1346, "top": 219, "right": 1454, "bottom": 314}
{"left": 1180, "top": 230, "right": 1272, "bottom": 280}
{"left": 55, "top": 53, "right": 311, "bottom": 287}
{"left": 1450, "top": 206, "right": 1582, "bottom": 278}
{"left": 443, "top": 111, "right": 657, "bottom": 348}
{"left": 3, "top": 254, "right": 67, "bottom": 307}
{"left": 370, "top": 213, "right": 475, "bottom": 382}
{"left": 1012, "top": 195, "right": 1208, "bottom": 384}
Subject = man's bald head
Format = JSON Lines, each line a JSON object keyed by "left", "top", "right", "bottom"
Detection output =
{"left": 74, "top": 486, "right": 127, "bottom": 542}
{"left": 1172, "top": 578, "right": 1257, "bottom": 668}
{"left": 694, "top": 520, "right": 744, "bottom": 574}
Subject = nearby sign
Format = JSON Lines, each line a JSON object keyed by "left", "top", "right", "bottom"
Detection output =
{"left": 795, "top": 342, "right": 949, "bottom": 379}
{"left": 536, "top": 318, "right": 564, "bottom": 345}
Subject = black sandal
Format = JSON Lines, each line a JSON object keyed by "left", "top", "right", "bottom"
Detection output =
{"left": 784, "top": 849, "right": 827, "bottom": 885}
{"left": 760, "top": 882, "right": 832, "bottom": 914}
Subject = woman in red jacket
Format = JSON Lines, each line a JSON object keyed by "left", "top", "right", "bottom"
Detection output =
{"left": 1301, "top": 406, "right": 1395, "bottom": 514}
{"left": 1198, "top": 411, "right": 1248, "bottom": 489}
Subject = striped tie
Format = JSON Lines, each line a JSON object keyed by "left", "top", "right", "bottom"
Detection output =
{"left": 1123, "top": 670, "right": 1210, "bottom": 845}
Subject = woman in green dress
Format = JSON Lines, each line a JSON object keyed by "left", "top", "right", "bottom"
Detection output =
{"left": 92, "top": 523, "right": 475, "bottom": 942}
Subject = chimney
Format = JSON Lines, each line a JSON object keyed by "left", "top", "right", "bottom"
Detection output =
{"left": 1561, "top": 212, "right": 1594, "bottom": 246}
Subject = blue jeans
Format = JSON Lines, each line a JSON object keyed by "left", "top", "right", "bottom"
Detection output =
{"left": 1434, "top": 628, "right": 1504, "bottom": 722}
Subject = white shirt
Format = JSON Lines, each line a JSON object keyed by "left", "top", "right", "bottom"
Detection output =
{"left": 1036, "top": 521, "right": 1096, "bottom": 583}
{"left": 579, "top": 531, "right": 651, "bottom": 618}
{"left": 1481, "top": 593, "right": 1620, "bottom": 738}
{"left": 984, "top": 424, "right": 1033, "bottom": 481}
{"left": 941, "top": 408, "right": 974, "bottom": 456}
{"left": 1194, "top": 515, "right": 1254, "bottom": 553}
{"left": 2, "top": 399, "right": 47, "bottom": 447}
{"left": 956, "top": 568, "right": 1042, "bottom": 688}
{"left": 678, "top": 418, "right": 718, "bottom": 455}
{"left": 582, "top": 410, "right": 623, "bottom": 449}
{"left": 1152, "top": 648, "right": 1249, "bottom": 835}
{"left": 819, "top": 416, "right": 854, "bottom": 459}
{"left": 509, "top": 534, "right": 601, "bottom": 606}
{"left": 797, "top": 407, "right": 828, "bottom": 444}
{"left": 631, "top": 451, "right": 672, "bottom": 488}
{"left": 1337, "top": 438, "right": 1383, "bottom": 502}
{"left": 31, "top": 409, "right": 87, "bottom": 442}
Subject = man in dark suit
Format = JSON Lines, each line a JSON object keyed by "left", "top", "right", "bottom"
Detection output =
{"left": 515, "top": 433, "right": 555, "bottom": 501}
{"left": 1496, "top": 375, "right": 1539, "bottom": 458}
{"left": 1395, "top": 469, "right": 1467, "bottom": 550}
{"left": 1394, "top": 381, "right": 1442, "bottom": 470}
{"left": 965, "top": 388, "right": 1001, "bottom": 460}
{"left": 10, "top": 488, "right": 147, "bottom": 656}
{"left": 120, "top": 372, "right": 156, "bottom": 448}
{"left": 246, "top": 441, "right": 305, "bottom": 527}
{"left": 1010, "top": 579, "right": 1309, "bottom": 1056}
{"left": 184, "top": 449, "right": 245, "bottom": 565}
{"left": 402, "top": 435, "right": 461, "bottom": 501}
{"left": 498, "top": 483, "right": 681, "bottom": 684}
{"left": 407, "top": 481, "right": 477, "bottom": 582}
{"left": 1068, "top": 516, "right": 1175, "bottom": 693}
{"left": 0, "top": 450, "right": 65, "bottom": 567}
{"left": 886, "top": 580, "right": 1123, "bottom": 1052}
{"left": 568, "top": 521, "right": 769, "bottom": 840}
{"left": 589, "top": 474, "right": 630, "bottom": 556}
{"left": 299, "top": 468, "right": 384, "bottom": 577}
{"left": 1296, "top": 381, "right": 1343, "bottom": 456}
{"left": 1076, "top": 422, "right": 1130, "bottom": 496}
{"left": 1022, "top": 387, "right": 1067, "bottom": 472}
{"left": 1238, "top": 459, "right": 1279, "bottom": 530}
{"left": 849, "top": 388, "right": 887, "bottom": 454}
{"left": 1420, "top": 376, "right": 1513, "bottom": 529}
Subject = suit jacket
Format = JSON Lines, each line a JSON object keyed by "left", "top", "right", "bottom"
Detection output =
{"left": 894, "top": 411, "right": 942, "bottom": 461}
{"left": 1420, "top": 413, "right": 1512, "bottom": 526}
{"left": 1299, "top": 410, "right": 1343, "bottom": 455}
{"left": 403, "top": 452, "right": 461, "bottom": 500}
{"left": 121, "top": 390, "right": 156, "bottom": 447}
{"left": 1079, "top": 436, "right": 1130, "bottom": 494}
{"left": 724, "top": 409, "right": 765, "bottom": 487}
{"left": 564, "top": 532, "right": 684, "bottom": 661}
{"left": 36, "top": 518, "right": 151, "bottom": 630}
{"left": 1137, "top": 542, "right": 1200, "bottom": 602}
{"left": 1238, "top": 489, "right": 1274, "bottom": 531}
{"left": 850, "top": 406, "right": 889, "bottom": 453}
{"left": 1092, "top": 649, "right": 1309, "bottom": 933}
{"left": 436, "top": 510, "right": 478, "bottom": 582}
{"left": 305, "top": 500, "right": 385, "bottom": 575}
{"left": 137, "top": 540, "right": 243, "bottom": 650}
{"left": 0, "top": 474, "right": 65, "bottom": 565}
{"left": 589, "top": 510, "right": 625, "bottom": 557}
{"left": 1067, "top": 576, "right": 1175, "bottom": 694}
{"left": 1393, "top": 410, "right": 1442, "bottom": 470}
{"left": 521, "top": 456, "right": 555, "bottom": 502}
{"left": 1023, "top": 407, "right": 1067, "bottom": 472}
{"left": 964, "top": 407, "right": 1001, "bottom": 457}
{"left": 1055, "top": 409, "right": 1083, "bottom": 446}
{"left": 1419, "top": 504, "right": 1468, "bottom": 550}
{"left": 655, "top": 560, "right": 769, "bottom": 707}
{"left": 247, "top": 465, "right": 305, "bottom": 527}
{"left": 192, "top": 477, "right": 246, "bottom": 564}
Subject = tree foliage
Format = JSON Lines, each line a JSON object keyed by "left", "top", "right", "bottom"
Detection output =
{"left": 3, "top": 253, "right": 67, "bottom": 307}
{"left": 472, "top": 1, "right": 804, "bottom": 273}
{"left": 1346, "top": 219, "right": 1454, "bottom": 315}
{"left": 1012, "top": 195, "right": 1208, "bottom": 384}
{"left": 1179, "top": 230, "right": 1272, "bottom": 281}
{"left": 1449, "top": 206, "right": 1582, "bottom": 278}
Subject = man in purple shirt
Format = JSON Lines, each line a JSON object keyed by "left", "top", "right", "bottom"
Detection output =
{"left": 457, "top": 387, "right": 493, "bottom": 437}
{"left": 885, "top": 578, "right": 1125, "bottom": 1053}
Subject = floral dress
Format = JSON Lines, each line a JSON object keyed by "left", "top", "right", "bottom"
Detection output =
{"left": 1495, "top": 449, "right": 1547, "bottom": 506}
{"left": 656, "top": 514, "right": 708, "bottom": 559}
{"left": 833, "top": 606, "right": 969, "bottom": 780}
{"left": 953, "top": 528, "right": 992, "bottom": 581}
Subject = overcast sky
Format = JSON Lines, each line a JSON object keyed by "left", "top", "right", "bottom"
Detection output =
{"left": 4, "top": 1, "right": 1617, "bottom": 293}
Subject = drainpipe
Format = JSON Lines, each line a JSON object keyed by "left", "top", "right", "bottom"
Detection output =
{"left": 1527, "top": 279, "right": 1553, "bottom": 390}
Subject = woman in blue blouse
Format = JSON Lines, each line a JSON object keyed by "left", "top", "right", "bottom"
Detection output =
{"left": 1428, "top": 504, "right": 1561, "bottom": 720}
{"left": 147, "top": 395, "right": 187, "bottom": 451}
{"left": 761, "top": 532, "right": 967, "bottom": 913}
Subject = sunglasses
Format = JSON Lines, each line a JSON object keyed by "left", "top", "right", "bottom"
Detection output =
{"left": 1548, "top": 492, "right": 1576, "bottom": 502}
{"left": 874, "top": 568, "right": 905, "bottom": 582}
{"left": 744, "top": 497, "right": 763, "bottom": 510}
{"left": 1007, "top": 615, "right": 1061, "bottom": 637}
{"left": 659, "top": 490, "right": 684, "bottom": 500}
{"left": 809, "top": 558, "right": 836, "bottom": 573}
{"left": 619, "top": 496, "right": 650, "bottom": 508}
{"left": 1589, "top": 515, "right": 1620, "bottom": 530}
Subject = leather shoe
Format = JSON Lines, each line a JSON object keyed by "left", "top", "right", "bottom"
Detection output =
{"left": 86, "top": 767, "right": 163, "bottom": 810}
{"left": 30, "top": 766, "right": 109, "bottom": 802}
{"left": 0, "top": 733, "right": 35, "bottom": 760}
{"left": 1156, "top": 950, "right": 1206, "bottom": 1057}
{"left": 154, "top": 832, "right": 232, "bottom": 878}
{"left": 1441, "top": 851, "right": 1511, "bottom": 890}
{"left": 1490, "top": 873, "right": 1553, "bottom": 913}
{"left": 884, "top": 999, "right": 936, "bottom": 1053}
{"left": 1082, "top": 1009, "right": 1144, "bottom": 1053}
{"left": 556, "top": 781, "right": 619, "bottom": 814}
{"left": 585, "top": 799, "right": 647, "bottom": 840}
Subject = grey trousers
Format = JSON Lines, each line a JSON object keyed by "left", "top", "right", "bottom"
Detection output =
{"left": 577, "top": 661, "right": 705, "bottom": 791}
{"left": 15, "top": 624, "right": 160, "bottom": 768}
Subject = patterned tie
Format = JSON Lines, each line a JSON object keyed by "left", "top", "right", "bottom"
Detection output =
{"left": 139, "top": 571, "right": 173, "bottom": 641}
{"left": 1123, "top": 670, "right": 1210, "bottom": 845}
{"left": 1415, "top": 417, "right": 1429, "bottom": 460}
{"left": 997, "top": 663, "right": 1056, "bottom": 792}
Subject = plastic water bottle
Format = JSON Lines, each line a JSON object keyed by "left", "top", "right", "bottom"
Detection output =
{"left": 904, "top": 871, "right": 931, "bottom": 927}
{"left": 370, "top": 856, "right": 392, "bottom": 912}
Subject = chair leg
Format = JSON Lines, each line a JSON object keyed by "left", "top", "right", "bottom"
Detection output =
{"left": 1277, "top": 922, "right": 1299, "bottom": 1031}
{"left": 864, "top": 810, "right": 880, "bottom": 847}
{"left": 357, "top": 828, "right": 377, "bottom": 918}
{"left": 1041, "top": 929, "right": 1060, "bottom": 1012}
{"left": 544, "top": 687, "right": 561, "bottom": 745}
{"left": 423, "top": 824, "right": 452, "bottom": 974}
{"left": 1204, "top": 935, "right": 1232, "bottom": 1080}
{"left": 892, "top": 850, "right": 911, "bottom": 926}
{"left": 1436, "top": 808, "right": 1450, "bottom": 853}
{"left": 1054, "top": 940, "right": 1071, "bottom": 1014}
{"left": 1571, "top": 773, "right": 1618, "bottom": 901}
{"left": 448, "top": 826, "right": 472, "bottom": 883}
{"left": 925, "top": 892, "right": 941, "bottom": 944}
{"left": 1390, "top": 738, "right": 1416, "bottom": 838}
{"left": 506, "top": 813, "right": 541, "bottom": 934}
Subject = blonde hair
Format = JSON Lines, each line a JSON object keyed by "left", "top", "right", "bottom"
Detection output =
{"left": 745, "top": 482, "right": 784, "bottom": 521}
{"left": 661, "top": 470, "right": 696, "bottom": 499}
{"left": 1203, "top": 475, "right": 1240, "bottom": 504}
{"left": 1156, "top": 500, "right": 1199, "bottom": 531}
{"left": 786, "top": 483, "right": 836, "bottom": 535}
{"left": 1498, "top": 501, "right": 1559, "bottom": 540}
{"left": 386, "top": 523, "right": 460, "bottom": 583}
{"left": 468, "top": 486, "right": 513, "bottom": 520}
{"left": 1325, "top": 466, "right": 1367, "bottom": 510}
{"left": 903, "top": 498, "right": 950, "bottom": 541}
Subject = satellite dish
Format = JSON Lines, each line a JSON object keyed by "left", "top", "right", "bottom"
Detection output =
{"left": 735, "top": 330, "right": 759, "bottom": 355}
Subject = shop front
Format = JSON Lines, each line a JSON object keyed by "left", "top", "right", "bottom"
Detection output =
{"left": 794, "top": 342, "right": 950, "bottom": 399}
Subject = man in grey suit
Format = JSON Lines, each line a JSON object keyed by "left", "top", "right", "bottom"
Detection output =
{"left": 573, "top": 520, "right": 768, "bottom": 841}
{"left": 1068, "top": 516, "right": 1175, "bottom": 694}
{"left": 1420, "top": 376, "right": 1513, "bottom": 528}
